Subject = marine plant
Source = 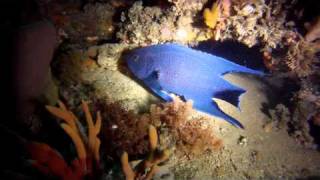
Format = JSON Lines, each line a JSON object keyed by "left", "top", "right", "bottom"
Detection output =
{"left": 101, "top": 95, "right": 222, "bottom": 157}
{"left": 149, "top": 95, "right": 223, "bottom": 155}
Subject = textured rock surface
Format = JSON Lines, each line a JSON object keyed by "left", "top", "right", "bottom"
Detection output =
{"left": 54, "top": 43, "right": 158, "bottom": 112}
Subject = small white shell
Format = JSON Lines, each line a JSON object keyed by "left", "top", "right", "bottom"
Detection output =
{"left": 240, "top": 4, "right": 255, "bottom": 16}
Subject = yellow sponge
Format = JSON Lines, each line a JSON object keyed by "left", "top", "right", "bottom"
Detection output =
{"left": 203, "top": 1, "right": 220, "bottom": 29}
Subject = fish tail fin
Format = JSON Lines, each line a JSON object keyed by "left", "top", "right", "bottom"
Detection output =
{"left": 195, "top": 99, "right": 244, "bottom": 128}
{"left": 214, "top": 89, "right": 246, "bottom": 109}
{"left": 218, "top": 111, "right": 244, "bottom": 129}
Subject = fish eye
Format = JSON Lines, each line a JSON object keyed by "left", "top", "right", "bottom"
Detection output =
{"left": 132, "top": 55, "right": 139, "bottom": 62}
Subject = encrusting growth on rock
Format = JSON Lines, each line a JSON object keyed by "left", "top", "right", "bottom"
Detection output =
{"left": 121, "top": 125, "right": 170, "bottom": 180}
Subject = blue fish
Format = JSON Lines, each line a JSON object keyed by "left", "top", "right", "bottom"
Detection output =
{"left": 125, "top": 43, "right": 264, "bottom": 128}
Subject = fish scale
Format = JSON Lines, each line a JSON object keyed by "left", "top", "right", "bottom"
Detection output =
{"left": 125, "top": 43, "right": 264, "bottom": 128}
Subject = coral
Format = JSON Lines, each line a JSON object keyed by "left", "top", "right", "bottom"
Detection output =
{"left": 305, "top": 16, "right": 320, "bottom": 42}
{"left": 49, "top": 2, "right": 115, "bottom": 46}
{"left": 312, "top": 113, "right": 320, "bottom": 126}
{"left": 285, "top": 40, "right": 319, "bottom": 77}
{"left": 121, "top": 152, "right": 136, "bottom": 180}
{"left": 168, "top": 0, "right": 208, "bottom": 12}
{"left": 121, "top": 125, "right": 170, "bottom": 180}
{"left": 117, "top": 1, "right": 171, "bottom": 44}
{"left": 211, "top": 0, "right": 297, "bottom": 49}
{"left": 263, "top": 73, "right": 320, "bottom": 146}
{"left": 221, "top": 0, "right": 231, "bottom": 17}
{"left": 203, "top": 0, "right": 231, "bottom": 30}
{"left": 297, "top": 80, "right": 320, "bottom": 126}
{"left": 27, "top": 142, "right": 84, "bottom": 180}
{"left": 26, "top": 100, "right": 102, "bottom": 179}
{"left": 260, "top": 4, "right": 320, "bottom": 142}
{"left": 275, "top": 76, "right": 320, "bottom": 146}
{"left": 271, "top": 40, "right": 320, "bottom": 145}
{"left": 289, "top": 100, "right": 315, "bottom": 147}
{"left": 266, "top": 31, "right": 319, "bottom": 76}
{"left": 46, "top": 100, "right": 102, "bottom": 162}
{"left": 53, "top": 48, "right": 99, "bottom": 84}
{"left": 117, "top": 1, "right": 210, "bottom": 45}
{"left": 298, "top": 83, "right": 320, "bottom": 108}
{"left": 264, "top": 104, "right": 291, "bottom": 132}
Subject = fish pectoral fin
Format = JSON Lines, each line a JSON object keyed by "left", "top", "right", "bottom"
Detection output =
{"left": 156, "top": 89, "right": 173, "bottom": 102}
{"left": 213, "top": 89, "right": 245, "bottom": 109}
{"left": 142, "top": 71, "right": 173, "bottom": 102}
